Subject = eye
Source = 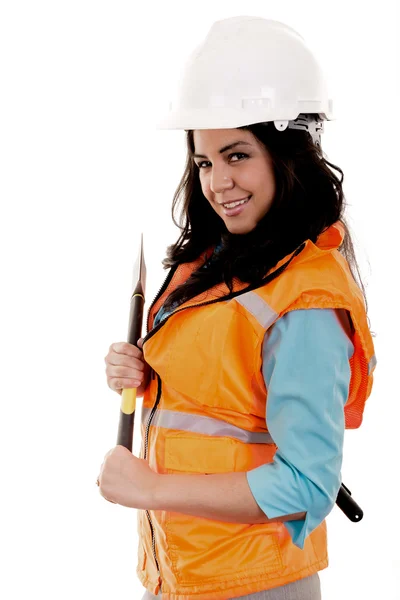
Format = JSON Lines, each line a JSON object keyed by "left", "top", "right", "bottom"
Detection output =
{"left": 196, "top": 152, "right": 248, "bottom": 169}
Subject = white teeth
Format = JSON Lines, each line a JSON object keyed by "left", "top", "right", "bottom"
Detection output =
{"left": 223, "top": 197, "right": 250, "bottom": 209}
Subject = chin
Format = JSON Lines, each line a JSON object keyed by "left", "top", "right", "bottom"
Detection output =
{"left": 226, "top": 221, "right": 256, "bottom": 234}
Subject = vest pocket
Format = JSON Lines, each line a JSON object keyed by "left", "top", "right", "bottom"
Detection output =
{"left": 162, "top": 434, "right": 283, "bottom": 583}
{"left": 164, "top": 433, "right": 237, "bottom": 474}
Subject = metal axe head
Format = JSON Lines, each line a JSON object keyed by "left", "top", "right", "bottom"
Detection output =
{"left": 131, "top": 232, "right": 147, "bottom": 298}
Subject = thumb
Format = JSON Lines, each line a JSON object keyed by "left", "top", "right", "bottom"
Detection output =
{"left": 137, "top": 337, "right": 143, "bottom": 349}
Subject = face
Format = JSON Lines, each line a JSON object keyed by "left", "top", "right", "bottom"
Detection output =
{"left": 193, "top": 128, "right": 276, "bottom": 234}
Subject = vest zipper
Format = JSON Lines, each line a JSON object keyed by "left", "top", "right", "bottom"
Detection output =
{"left": 143, "top": 371, "right": 163, "bottom": 591}
{"left": 145, "top": 265, "right": 179, "bottom": 336}
{"left": 140, "top": 265, "right": 178, "bottom": 594}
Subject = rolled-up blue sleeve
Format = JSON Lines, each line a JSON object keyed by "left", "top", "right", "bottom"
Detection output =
{"left": 246, "top": 308, "right": 354, "bottom": 549}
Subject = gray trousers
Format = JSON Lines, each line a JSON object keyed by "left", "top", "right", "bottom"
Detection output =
{"left": 141, "top": 572, "right": 321, "bottom": 599}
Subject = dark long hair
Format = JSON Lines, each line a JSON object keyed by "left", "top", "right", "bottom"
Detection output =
{"left": 160, "top": 117, "right": 374, "bottom": 335}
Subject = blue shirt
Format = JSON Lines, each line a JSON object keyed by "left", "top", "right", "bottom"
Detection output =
{"left": 153, "top": 254, "right": 354, "bottom": 549}
{"left": 246, "top": 308, "right": 353, "bottom": 549}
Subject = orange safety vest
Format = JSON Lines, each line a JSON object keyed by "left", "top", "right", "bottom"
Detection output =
{"left": 137, "top": 221, "right": 376, "bottom": 600}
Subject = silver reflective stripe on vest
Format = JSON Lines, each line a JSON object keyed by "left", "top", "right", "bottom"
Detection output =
{"left": 234, "top": 291, "right": 278, "bottom": 329}
{"left": 368, "top": 354, "right": 377, "bottom": 375}
{"left": 141, "top": 407, "right": 274, "bottom": 444}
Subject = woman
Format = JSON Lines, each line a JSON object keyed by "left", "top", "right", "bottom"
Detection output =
{"left": 103, "top": 16, "right": 376, "bottom": 599}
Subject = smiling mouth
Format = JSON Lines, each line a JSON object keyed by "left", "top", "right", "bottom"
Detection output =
{"left": 221, "top": 196, "right": 251, "bottom": 208}
{"left": 220, "top": 196, "right": 252, "bottom": 218}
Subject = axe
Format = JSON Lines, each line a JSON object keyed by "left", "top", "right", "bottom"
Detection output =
{"left": 116, "top": 233, "right": 146, "bottom": 451}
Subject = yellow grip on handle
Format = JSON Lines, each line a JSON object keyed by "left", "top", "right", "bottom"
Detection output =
{"left": 121, "top": 387, "right": 137, "bottom": 415}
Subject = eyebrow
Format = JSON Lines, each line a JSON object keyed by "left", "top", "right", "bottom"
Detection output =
{"left": 193, "top": 141, "right": 252, "bottom": 159}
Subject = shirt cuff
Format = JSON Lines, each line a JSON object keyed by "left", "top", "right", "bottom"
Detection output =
{"left": 246, "top": 459, "right": 333, "bottom": 550}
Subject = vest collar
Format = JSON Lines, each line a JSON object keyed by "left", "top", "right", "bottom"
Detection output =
{"left": 206, "top": 221, "right": 345, "bottom": 259}
{"left": 314, "top": 221, "right": 345, "bottom": 250}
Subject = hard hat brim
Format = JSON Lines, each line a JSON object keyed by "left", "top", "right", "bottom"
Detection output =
{"left": 155, "top": 105, "right": 335, "bottom": 130}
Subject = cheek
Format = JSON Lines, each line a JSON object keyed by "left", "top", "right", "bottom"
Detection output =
{"left": 201, "top": 181, "right": 213, "bottom": 200}
{"left": 266, "top": 177, "right": 276, "bottom": 199}
{"left": 253, "top": 172, "right": 276, "bottom": 199}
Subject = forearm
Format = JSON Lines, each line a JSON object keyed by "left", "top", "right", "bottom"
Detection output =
{"left": 153, "top": 470, "right": 306, "bottom": 524}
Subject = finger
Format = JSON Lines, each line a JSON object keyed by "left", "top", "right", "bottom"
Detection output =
{"left": 108, "top": 377, "right": 142, "bottom": 392}
{"left": 105, "top": 350, "right": 143, "bottom": 366}
{"left": 110, "top": 342, "right": 141, "bottom": 357}
{"left": 105, "top": 357, "right": 145, "bottom": 374}
{"left": 105, "top": 365, "right": 145, "bottom": 383}
{"left": 105, "top": 354, "right": 144, "bottom": 374}
{"left": 98, "top": 485, "right": 116, "bottom": 504}
{"left": 106, "top": 370, "right": 144, "bottom": 389}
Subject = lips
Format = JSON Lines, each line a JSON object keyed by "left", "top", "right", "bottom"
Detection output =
{"left": 222, "top": 195, "right": 252, "bottom": 216}
{"left": 219, "top": 196, "right": 250, "bottom": 206}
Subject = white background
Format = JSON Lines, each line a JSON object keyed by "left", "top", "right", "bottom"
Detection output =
{"left": 1, "top": 1, "right": 399, "bottom": 598}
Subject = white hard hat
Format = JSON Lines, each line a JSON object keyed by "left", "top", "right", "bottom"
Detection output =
{"left": 156, "top": 16, "right": 334, "bottom": 147}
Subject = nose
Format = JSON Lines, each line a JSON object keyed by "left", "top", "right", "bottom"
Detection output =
{"left": 210, "top": 172, "right": 233, "bottom": 195}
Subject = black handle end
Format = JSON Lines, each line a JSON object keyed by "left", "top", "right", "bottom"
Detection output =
{"left": 336, "top": 483, "right": 363, "bottom": 522}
